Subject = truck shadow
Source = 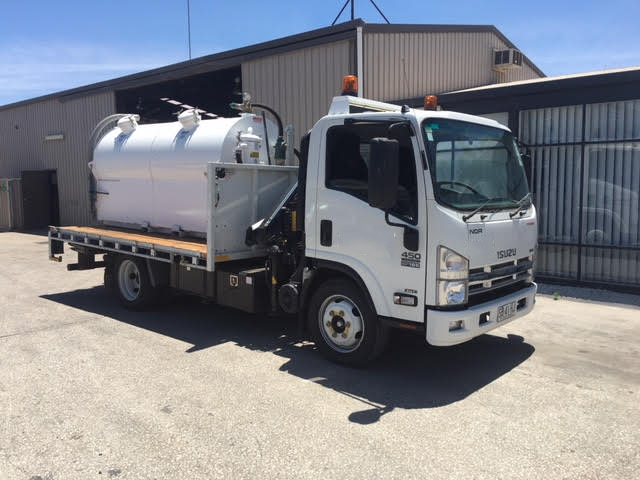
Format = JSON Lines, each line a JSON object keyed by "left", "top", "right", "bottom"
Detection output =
{"left": 41, "top": 286, "right": 535, "bottom": 424}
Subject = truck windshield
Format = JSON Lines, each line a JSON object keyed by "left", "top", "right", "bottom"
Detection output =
{"left": 422, "top": 119, "right": 530, "bottom": 211}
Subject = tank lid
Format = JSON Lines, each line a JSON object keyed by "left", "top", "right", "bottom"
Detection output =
{"left": 239, "top": 126, "right": 262, "bottom": 143}
{"left": 117, "top": 114, "right": 140, "bottom": 134}
{"left": 178, "top": 109, "right": 201, "bottom": 131}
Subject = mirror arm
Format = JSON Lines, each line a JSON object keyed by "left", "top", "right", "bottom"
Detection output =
{"left": 385, "top": 213, "right": 419, "bottom": 252}
{"left": 384, "top": 211, "right": 404, "bottom": 228}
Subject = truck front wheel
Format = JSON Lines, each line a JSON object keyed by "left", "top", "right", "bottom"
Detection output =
{"left": 112, "top": 256, "right": 159, "bottom": 310}
{"left": 308, "top": 278, "right": 388, "bottom": 366}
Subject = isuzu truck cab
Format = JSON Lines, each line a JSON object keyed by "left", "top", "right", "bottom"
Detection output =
{"left": 49, "top": 76, "right": 537, "bottom": 366}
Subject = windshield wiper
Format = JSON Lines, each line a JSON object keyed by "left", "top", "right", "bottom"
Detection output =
{"left": 509, "top": 193, "right": 532, "bottom": 218}
{"left": 462, "top": 197, "right": 505, "bottom": 222}
{"left": 462, "top": 193, "right": 531, "bottom": 222}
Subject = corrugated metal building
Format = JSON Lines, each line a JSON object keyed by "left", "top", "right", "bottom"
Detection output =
{"left": 0, "top": 93, "right": 115, "bottom": 227}
{"left": 0, "top": 20, "right": 542, "bottom": 230}
{"left": 431, "top": 67, "right": 640, "bottom": 289}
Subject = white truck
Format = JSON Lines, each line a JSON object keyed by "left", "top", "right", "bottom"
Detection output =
{"left": 48, "top": 76, "right": 537, "bottom": 366}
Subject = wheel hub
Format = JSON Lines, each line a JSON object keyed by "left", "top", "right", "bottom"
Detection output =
{"left": 330, "top": 313, "right": 348, "bottom": 334}
{"left": 118, "top": 259, "right": 141, "bottom": 302}
{"left": 320, "top": 296, "right": 364, "bottom": 352}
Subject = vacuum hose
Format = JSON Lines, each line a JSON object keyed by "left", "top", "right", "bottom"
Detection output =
{"left": 251, "top": 103, "right": 283, "bottom": 138}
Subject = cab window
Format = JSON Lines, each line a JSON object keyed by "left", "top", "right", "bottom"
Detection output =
{"left": 325, "top": 122, "right": 418, "bottom": 224}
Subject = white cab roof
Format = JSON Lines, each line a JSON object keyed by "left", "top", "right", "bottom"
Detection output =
{"left": 327, "top": 96, "right": 509, "bottom": 132}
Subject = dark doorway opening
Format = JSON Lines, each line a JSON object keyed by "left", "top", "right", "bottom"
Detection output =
{"left": 21, "top": 170, "right": 60, "bottom": 229}
{"left": 115, "top": 66, "right": 242, "bottom": 123}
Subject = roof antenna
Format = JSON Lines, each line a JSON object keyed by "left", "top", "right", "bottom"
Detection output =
{"left": 332, "top": 0, "right": 391, "bottom": 25}
{"left": 186, "top": 0, "right": 192, "bottom": 60}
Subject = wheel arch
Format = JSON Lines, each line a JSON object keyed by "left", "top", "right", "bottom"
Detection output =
{"left": 301, "top": 259, "right": 378, "bottom": 317}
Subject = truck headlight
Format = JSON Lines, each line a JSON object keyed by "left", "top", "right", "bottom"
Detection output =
{"left": 438, "top": 281, "right": 467, "bottom": 305}
{"left": 437, "top": 246, "right": 469, "bottom": 306}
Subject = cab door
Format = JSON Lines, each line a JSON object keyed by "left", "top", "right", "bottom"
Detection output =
{"left": 312, "top": 118, "right": 427, "bottom": 322}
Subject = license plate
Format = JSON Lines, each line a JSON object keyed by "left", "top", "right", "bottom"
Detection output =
{"left": 497, "top": 301, "right": 517, "bottom": 323}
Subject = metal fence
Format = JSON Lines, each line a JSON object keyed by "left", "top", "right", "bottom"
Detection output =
{"left": 520, "top": 100, "right": 640, "bottom": 288}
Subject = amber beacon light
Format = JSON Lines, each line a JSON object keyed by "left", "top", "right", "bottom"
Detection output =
{"left": 342, "top": 75, "right": 358, "bottom": 96}
{"left": 424, "top": 95, "right": 438, "bottom": 110}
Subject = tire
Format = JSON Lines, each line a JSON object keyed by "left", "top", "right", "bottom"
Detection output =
{"left": 112, "top": 256, "right": 160, "bottom": 310}
{"left": 307, "top": 278, "right": 388, "bottom": 366}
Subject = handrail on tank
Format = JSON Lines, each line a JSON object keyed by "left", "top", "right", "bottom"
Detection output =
{"left": 87, "top": 114, "right": 135, "bottom": 222}
{"left": 89, "top": 114, "right": 134, "bottom": 152}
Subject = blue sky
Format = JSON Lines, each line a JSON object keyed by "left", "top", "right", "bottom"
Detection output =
{"left": 1, "top": 0, "right": 639, "bottom": 106}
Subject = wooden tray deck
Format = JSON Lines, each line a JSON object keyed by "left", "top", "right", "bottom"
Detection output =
{"left": 59, "top": 226, "right": 208, "bottom": 256}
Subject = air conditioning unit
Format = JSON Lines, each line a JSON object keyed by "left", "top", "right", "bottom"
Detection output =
{"left": 493, "top": 48, "right": 523, "bottom": 71}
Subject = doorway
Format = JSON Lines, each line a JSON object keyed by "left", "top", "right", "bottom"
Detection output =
{"left": 21, "top": 170, "right": 60, "bottom": 229}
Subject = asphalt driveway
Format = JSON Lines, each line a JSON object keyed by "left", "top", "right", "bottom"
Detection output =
{"left": 1, "top": 231, "right": 639, "bottom": 479}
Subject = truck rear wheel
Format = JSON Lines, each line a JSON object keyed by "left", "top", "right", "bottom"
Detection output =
{"left": 308, "top": 278, "right": 388, "bottom": 366}
{"left": 112, "top": 256, "right": 159, "bottom": 310}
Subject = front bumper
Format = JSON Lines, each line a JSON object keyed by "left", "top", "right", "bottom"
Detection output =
{"left": 425, "top": 283, "right": 537, "bottom": 346}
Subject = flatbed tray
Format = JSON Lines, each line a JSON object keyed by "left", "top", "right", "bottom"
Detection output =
{"left": 49, "top": 224, "right": 262, "bottom": 271}
{"left": 58, "top": 226, "right": 207, "bottom": 256}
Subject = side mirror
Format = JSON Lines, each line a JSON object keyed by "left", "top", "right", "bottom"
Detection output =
{"left": 516, "top": 139, "right": 531, "bottom": 160}
{"left": 516, "top": 139, "right": 533, "bottom": 185}
{"left": 368, "top": 137, "right": 399, "bottom": 209}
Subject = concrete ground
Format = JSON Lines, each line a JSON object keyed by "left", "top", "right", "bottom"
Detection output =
{"left": 1, "top": 231, "right": 639, "bottom": 480}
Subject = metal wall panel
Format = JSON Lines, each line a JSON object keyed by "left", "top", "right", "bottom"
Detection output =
{"left": 242, "top": 40, "right": 354, "bottom": 147}
{"left": 537, "top": 245, "right": 579, "bottom": 279}
{"left": 520, "top": 106, "right": 584, "bottom": 280}
{"left": 581, "top": 247, "right": 640, "bottom": 285}
{"left": 10, "top": 179, "right": 23, "bottom": 228}
{"left": 0, "top": 179, "right": 23, "bottom": 230}
{"left": 520, "top": 100, "right": 640, "bottom": 286}
{"left": 363, "top": 32, "right": 541, "bottom": 101}
{"left": 0, "top": 179, "right": 13, "bottom": 229}
{"left": 585, "top": 100, "right": 640, "bottom": 142}
{"left": 0, "top": 91, "right": 115, "bottom": 226}
{"left": 581, "top": 108, "right": 640, "bottom": 285}
{"left": 519, "top": 106, "right": 583, "bottom": 145}
{"left": 530, "top": 145, "right": 582, "bottom": 244}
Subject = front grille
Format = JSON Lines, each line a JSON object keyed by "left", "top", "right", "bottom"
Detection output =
{"left": 467, "top": 280, "right": 532, "bottom": 307}
{"left": 468, "top": 256, "right": 533, "bottom": 305}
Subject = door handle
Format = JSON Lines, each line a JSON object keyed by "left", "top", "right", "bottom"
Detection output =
{"left": 320, "top": 220, "right": 332, "bottom": 246}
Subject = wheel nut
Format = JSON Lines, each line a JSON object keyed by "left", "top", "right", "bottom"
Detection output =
{"left": 329, "top": 310, "right": 335, "bottom": 316}
{"left": 346, "top": 321, "right": 351, "bottom": 327}
{"left": 341, "top": 333, "right": 347, "bottom": 338}
{"left": 339, "top": 310, "right": 344, "bottom": 316}
{"left": 332, "top": 332, "right": 337, "bottom": 338}
{"left": 326, "top": 321, "right": 331, "bottom": 327}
